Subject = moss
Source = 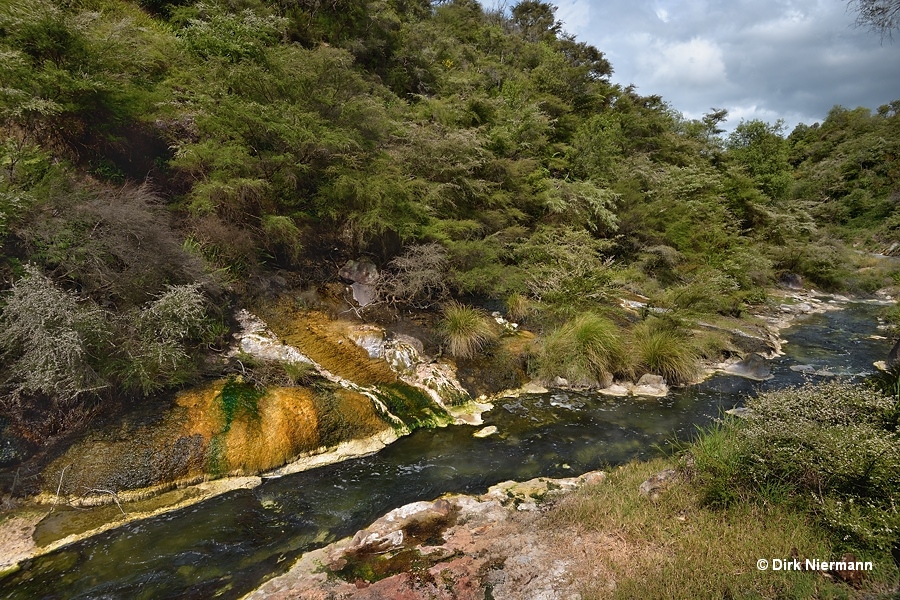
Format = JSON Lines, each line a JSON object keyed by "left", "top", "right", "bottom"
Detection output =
{"left": 216, "top": 376, "right": 263, "bottom": 433}
{"left": 375, "top": 382, "right": 451, "bottom": 430}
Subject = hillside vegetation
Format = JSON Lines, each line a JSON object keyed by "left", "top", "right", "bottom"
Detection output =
{"left": 0, "top": 0, "right": 898, "bottom": 438}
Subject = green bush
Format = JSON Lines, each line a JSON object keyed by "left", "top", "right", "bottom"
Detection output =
{"left": 533, "top": 312, "right": 625, "bottom": 386}
{"left": 686, "top": 382, "right": 900, "bottom": 554}
{"left": 438, "top": 302, "right": 497, "bottom": 359}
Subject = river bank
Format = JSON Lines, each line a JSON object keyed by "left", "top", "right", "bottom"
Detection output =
{"left": 0, "top": 293, "right": 894, "bottom": 597}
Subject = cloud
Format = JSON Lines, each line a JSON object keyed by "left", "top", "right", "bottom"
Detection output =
{"left": 481, "top": 0, "right": 900, "bottom": 131}
{"left": 554, "top": 0, "right": 592, "bottom": 37}
{"left": 640, "top": 36, "right": 728, "bottom": 87}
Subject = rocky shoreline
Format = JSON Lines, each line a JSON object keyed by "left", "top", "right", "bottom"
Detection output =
{"left": 243, "top": 471, "right": 610, "bottom": 600}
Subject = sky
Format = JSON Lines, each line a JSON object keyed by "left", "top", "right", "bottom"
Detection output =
{"left": 487, "top": 0, "right": 900, "bottom": 132}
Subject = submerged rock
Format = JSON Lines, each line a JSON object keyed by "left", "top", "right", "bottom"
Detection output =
{"left": 472, "top": 425, "right": 498, "bottom": 438}
{"left": 718, "top": 353, "right": 773, "bottom": 381}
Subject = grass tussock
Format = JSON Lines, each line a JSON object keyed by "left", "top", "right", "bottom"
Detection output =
{"left": 439, "top": 302, "right": 498, "bottom": 359}
{"left": 534, "top": 312, "right": 625, "bottom": 386}
{"left": 505, "top": 292, "right": 532, "bottom": 322}
{"left": 629, "top": 320, "right": 700, "bottom": 385}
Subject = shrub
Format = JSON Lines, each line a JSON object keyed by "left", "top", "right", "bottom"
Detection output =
{"left": 0, "top": 265, "right": 107, "bottom": 401}
{"left": 629, "top": 320, "right": 700, "bottom": 385}
{"left": 114, "top": 284, "right": 210, "bottom": 395}
{"left": 533, "top": 312, "right": 624, "bottom": 386}
{"left": 378, "top": 243, "right": 450, "bottom": 307}
{"left": 438, "top": 302, "right": 497, "bottom": 359}
{"left": 687, "top": 381, "right": 900, "bottom": 554}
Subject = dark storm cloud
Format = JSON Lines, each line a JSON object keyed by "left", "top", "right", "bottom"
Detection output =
{"left": 539, "top": 0, "right": 900, "bottom": 130}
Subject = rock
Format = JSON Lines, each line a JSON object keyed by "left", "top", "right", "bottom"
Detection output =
{"left": 552, "top": 376, "right": 569, "bottom": 388}
{"left": 778, "top": 272, "right": 803, "bottom": 289}
{"left": 393, "top": 333, "right": 425, "bottom": 356}
{"left": 384, "top": 339, "right": 421, "bottom": 375}
{"left": 472, "top": 426, "right": 497, "bottom": 438}
{"left": 597, "top": 383, "right": 631, "bottom": 397}
{"left": 790, "top": 364, "right": 816, "bottom": 374}
{"left": 795, "top": 302, "right": 813, "bottom": 314}
{"left": 725, "top": 407, "right": 753, "bottom": 418}
{"left": 721, "top": 353, "right": 773, "bottom": 381}
{"left": 696, "top": 321, "right": 782, "bottom": 357}
{"left": 639, "top": 468, "right": 678, "bottom": 501}
{"left": 349, "top": 282, "right": 377, "bottom": 307}
{"left": 888, "top": 338, "right": 900, "bottom": 368}
{"left": 631, "top": 374, "right": 668, "bottom": 397}
{"left": 580, "top": 471, "right": 607, "bottom": 485}
{"left": 338, "top": 258, "right": 380, "bottom": 285}
{"left": 347, "top": 325, "right": 386, "bottom": 359}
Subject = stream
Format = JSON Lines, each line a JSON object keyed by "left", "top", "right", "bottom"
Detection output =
{"left": 0, "top": 300, "right": 892, "bottom": 599}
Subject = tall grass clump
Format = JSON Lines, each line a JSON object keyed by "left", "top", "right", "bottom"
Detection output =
{"left": 505, "top": 292, "right": 532, "bottom": 322}
{"left": 630, "top": 320, "right": 700, "bottom": 385}
{"left": 534, "top": 312, "right": 625, "bottom": 386}
{"left": 438, "top": 302, "right": 497, "bottom": 359}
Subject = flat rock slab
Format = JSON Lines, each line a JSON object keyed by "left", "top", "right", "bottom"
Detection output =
{"left": 244, "top": 471, "right": 607, "bottom": 600}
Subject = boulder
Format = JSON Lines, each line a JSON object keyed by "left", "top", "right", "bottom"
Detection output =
{"left": 349, "top": 282, "right": 377, "bottom": 308}
{"left": 721, "top": 353, "right": 773, "bottom": 381}
{"left": 639, "top": 468, "right": 678, "bottom": 501}
{"left": 338, "top": 258, "right": 380, "bottom": 285}
{"left": 888, "top": 338, "right": 900, "bottom": 369}
{"left": 778, "top": 272, "right": 803, "bottom": 290}
{"left": 347, "top": 325, "right": 386, "bottom": 359}
{"left": 631, "top": 374, "right": 668, "bottom": 397}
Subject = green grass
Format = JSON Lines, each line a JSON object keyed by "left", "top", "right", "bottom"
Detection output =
{"left": 439, "top": 302, "right": 498, "bottom": 359}
{"left": 542, "top": 456, "right": 898, "bottom": 599}
{"left": 534, "top": 312, "right": 625, "bottom": 386}
{"left": 629, "top": 320, "right": 700, "bottom": 385}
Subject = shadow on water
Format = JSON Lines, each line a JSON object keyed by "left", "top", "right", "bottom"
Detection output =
{"left": 0, "top": 301, "right": 891, "bottom": 599}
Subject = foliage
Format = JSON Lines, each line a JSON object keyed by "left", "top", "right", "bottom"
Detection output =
{"left": 0, "top": 0, "right": 898, "bottom": 438}
{"left": 438, "top": 301, "right": 497, "bottom": 359}
{"left": 846, "top": 0, "right": 900, "bottom": 38}
{"left": 0, "top": 264, "right": 106, "bottom": 402}
{"left": 114, "top": 283, "right": 209, "bottom": 395}
{"left": 685, "top": 382, "right": 900, "bottom": 554}
{"left": 377, "top": 242, "right": 450, "bottom": 307}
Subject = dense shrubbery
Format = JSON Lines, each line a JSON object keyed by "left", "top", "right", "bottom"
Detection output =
{"left": 685, "top": 382, "right": 900, "bottom": 556}
{"left": 0, "top": 265, "right": 216, "bottom": 435}
{"left": 0, "top": 0, "right": 898, "bottom": 435}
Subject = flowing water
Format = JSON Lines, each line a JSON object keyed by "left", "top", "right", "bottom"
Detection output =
{"left": 0, "top": 300, "right": 891, "bottom": 599}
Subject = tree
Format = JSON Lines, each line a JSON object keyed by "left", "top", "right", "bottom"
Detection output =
{"left": 726, "top": 119, "right": 792, "bottom": 201}
{"left": 511, "top": 1, "right": 561, "bottom": 42}
{"left": 846, "top": 0, "right": 900, "bottom": 39}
